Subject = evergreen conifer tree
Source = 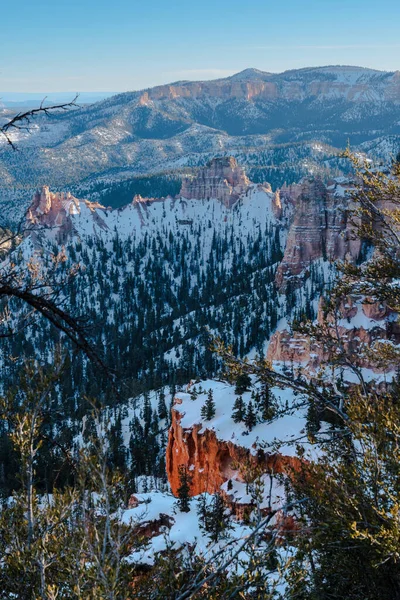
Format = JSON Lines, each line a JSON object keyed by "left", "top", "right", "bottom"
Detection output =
{"left": 259, "top": 379, "right": 275, "bottom": 422}
{"left": 201, "top": 389, "right": 216, "bottom": 421}
{"left": 142, "top": 393, "right": 152, "bottom": 437}
{"left": 196, "top": 493, "right": 209, "bottom": 530}
{"left": 208, "top": 493, "right": 230, "bottom": 543}
{"left": 177, "top": 465, "right": 192, "bottom": 513}
{"left": 231, "top": 396, "right": 246, "bottom": 423}
{"left": 244, "top": 399, "right": 257, "bottom": 431}
{"left": 157, "top": 390, "right": 168, "bottom": 421}
{"left": 108, "top": 413, "right": 126, "bottom": 472}
{"left": 234, "top": 373, "right": 252, "bottom": 395}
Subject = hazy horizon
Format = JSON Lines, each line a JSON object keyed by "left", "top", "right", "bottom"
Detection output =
{"left": 1, "top": 63, "right": 398, "bottom": 102}
{"left": 2, "top": 0, "right": 400, "bottom": 93}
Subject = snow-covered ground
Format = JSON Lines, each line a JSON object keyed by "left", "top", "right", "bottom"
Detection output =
{"left": 175, "top": 379, "right": 308, "bottom": 457}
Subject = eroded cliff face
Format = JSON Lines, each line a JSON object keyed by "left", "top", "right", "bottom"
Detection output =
{"left": 275, "top": 178, "right": 361, "bottom": 288}
{"left": 166, "top": 399, "right": 300, "bottom": 499}
{"left": 26, "top": 186, "right": 107, "bottom": 242}
{"left": 180, "top": 157, "right": 251, "bottom": 208}
{"left": 26, "top": 165, "right": 358, "bottom": 266}
{"left": 267, "top": 296, "right": 400, "bottom": 372}
{"left": 137, "top": 67, "right": 400, "bottom": 105}
{"left": 24, "top": 158, "right": 255, "bottom": 244}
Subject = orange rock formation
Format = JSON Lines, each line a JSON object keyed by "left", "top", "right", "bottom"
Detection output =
{"left": 166, "top": 404, "right": 301, "bottom": 498}
{"left": 26, "top": 186, "right": 107, "bottom": 242}
{"left": 267, "top": 297, "right": 400, "bottom": 372}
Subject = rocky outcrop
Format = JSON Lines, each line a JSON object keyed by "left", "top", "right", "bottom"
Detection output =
{"left": 26, "top": 186, "right": 108, "bottom": 243}
{"left": 267, "top": 330, "right": 317, "bottom": 367}
{"left": 166, "top": 401, "right": 301, "bottom": 498}
{"left": 272, "top": 190, "right": 283, "bottom": 219}
{"left": 267, "top": 297, "right": 400, "bottom": 372}
{"left": 180, "top": 157, "right": 251, "bottom": 208}
{"left": 275, "top": 178, "right": 361, "bottom": 288}
{"left": 28, "top": 186, "right": 79, "bottom": 221}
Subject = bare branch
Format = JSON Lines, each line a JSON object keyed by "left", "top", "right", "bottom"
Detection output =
{"left": 0, "top": 94, "right": 80, "bottom": 150}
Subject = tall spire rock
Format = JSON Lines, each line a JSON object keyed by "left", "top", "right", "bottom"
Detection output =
{"left": 180, "top": 157, "right": 251, "bottom": 208}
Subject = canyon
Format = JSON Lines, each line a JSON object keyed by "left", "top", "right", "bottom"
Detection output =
{"left": 22, "top": 157, "right": 397, "bottom": 509}
{"left": 2, "top": 145, "right": 399, "bottom": 590}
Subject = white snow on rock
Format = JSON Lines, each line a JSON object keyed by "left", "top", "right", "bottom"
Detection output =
{"left": 175, "top": 379, "right": 308, "bottom": 456}
{"left": 121, "top": 490, "right": 291, "bottom": 573}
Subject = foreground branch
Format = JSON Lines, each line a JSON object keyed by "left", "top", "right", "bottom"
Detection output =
{"left": 0, "top": 95, "right": 79, "bottom": 149}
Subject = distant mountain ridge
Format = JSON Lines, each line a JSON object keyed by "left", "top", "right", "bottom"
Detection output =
{"left": 1, "top": 65, "right": 399, "bottom": 218}
{"left": 132, "top": 65, "right": 399, "bottom": 103}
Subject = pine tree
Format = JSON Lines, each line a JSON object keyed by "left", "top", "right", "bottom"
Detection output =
{"left": 244, "top": 399, "right": 257, "bottom": 431}
{"left": 157, "top": 390, "right": 168, "bottom": 421}
{"left": 108, "top": 413, "right": 126, "bottom": 472}
{"left": 201, "top": 389, "right": 216, "bottom": 421}
{"left": 234, "top": 373, "right": 251, "bottom": 395}
{"left": 208, "top": 493, "right": 230, "bottom": 543}
{"left": 259, "top": 379, "right": 275, "bottom": 422}
{"left": 177, "top": 465, "right": 192, "bottom": 513}
{"left": 231, "top": 396, "right": 246, "bottom": 423}
{"left": 196, "top": 493, "right": 208, "bottom": 530}
{"left": 142, "top": 393, "right": 152, "bottom": 437}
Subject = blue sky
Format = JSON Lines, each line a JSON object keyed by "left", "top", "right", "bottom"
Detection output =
{"left": 1, "top": 0, "right": 400, "bottom": 93}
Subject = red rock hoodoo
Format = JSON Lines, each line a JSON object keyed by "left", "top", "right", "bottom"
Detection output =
{"left": 166, "top": 403, "right": 301, "bottom": 498}
{"left": 26, "top": 186, "right": 107, "bottom": 242}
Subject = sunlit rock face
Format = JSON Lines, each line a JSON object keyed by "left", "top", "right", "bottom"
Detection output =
{"left": 26, "top": 186, "right": 108, "bottom": 242}
{"left": 139, "top": 66, "right": 400, "bottom": 104}
{"left": 275, "top": 178, "right": 361, "bottom": 288}
{"left": 166, "top": 394, "right": 301, "bottom": 499}
{"left": 267, "top": 296, "right": 400, "bottom": 374}
{"left": 180, "top": 157, "right": 251, "bottom": 208}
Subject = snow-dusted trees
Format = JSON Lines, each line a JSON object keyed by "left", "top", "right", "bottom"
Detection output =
{"left": 200, "top": 389, "right": 216, "bottom": 421}
{"left": 244, "top": 399, "right": 257, "bottom": 431}
{"left": 231, "top": 395, "right": 246, "bottom": 423}
{"left": 177, "top": 464, "right": 192, "bottom": 513}
{"left": 214, "top": 153, "right": 400, "bottom": 599}
{"left": 0, "top": 365, "right": 139, "bottom": 599}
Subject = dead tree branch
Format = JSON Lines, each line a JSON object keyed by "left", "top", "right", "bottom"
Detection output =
{"left": 0, "top": 94, "right": 80, "bottom": 149}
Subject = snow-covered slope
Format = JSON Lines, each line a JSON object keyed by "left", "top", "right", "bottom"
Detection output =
{"left": 3, "top": 160, "right": 290, "bottom": 404}
{"left": 31, "top": 185, "right": 277, "bottom": 243}
{"left": 174, "top": 379, "right": 306, "bottom": 458}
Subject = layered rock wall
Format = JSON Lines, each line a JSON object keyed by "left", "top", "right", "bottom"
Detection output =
{"left": 180, "top": 157, "right": 251, "bottom": 208}
{"left": 275, "top": 178, "right": 361, "bottom": 288}
{"left": 137, "top": 68, "right": 400, "bottom": 105}
{"left": 267, "top": 297, "right": 400, "bottom": 372}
